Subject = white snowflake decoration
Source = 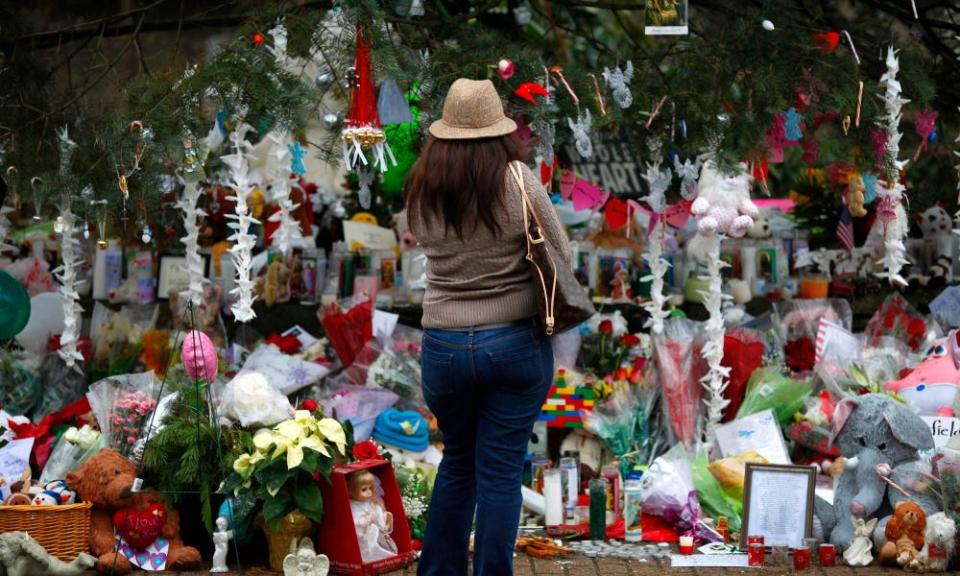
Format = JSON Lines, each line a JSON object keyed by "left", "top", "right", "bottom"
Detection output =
{"left": 602, "top": 61, "right": 634, "bottom": 109}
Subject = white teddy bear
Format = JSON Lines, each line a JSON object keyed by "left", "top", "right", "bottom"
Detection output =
{"left": 691, "top": 160, "right": 759, "bottom": 238}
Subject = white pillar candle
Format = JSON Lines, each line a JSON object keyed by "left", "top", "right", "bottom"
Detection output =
{"left": 543, "top": 469, "right": 564, "bottom": 531}
{"left": 740, "top": 246, "right": 758, "bottom": 285}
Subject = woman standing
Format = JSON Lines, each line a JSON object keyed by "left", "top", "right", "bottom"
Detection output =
{"left": 406, "top": 78, "right": 569, "bottom": 575}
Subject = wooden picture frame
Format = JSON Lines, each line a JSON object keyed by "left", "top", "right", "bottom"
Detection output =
{"left": 156, "top": 254, "right": 210, "bottom": 300}
{"left": 740, "top": 463, "right": 817, "bottom": 549}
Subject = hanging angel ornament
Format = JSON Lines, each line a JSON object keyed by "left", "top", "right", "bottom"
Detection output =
{"left": 267, "top": 20, "right": 289, "bottom": 66}
{"left": 673, "top": 155, "right": 703, "bottom": 200}
{"left": 56, "top": 126, "right": 78, "bottom": 176}
{"left": 568, "top": 109, "right": 593, "bottom": 159}
{"left": 602, "top": 61, "right": 634, "bottom": 109}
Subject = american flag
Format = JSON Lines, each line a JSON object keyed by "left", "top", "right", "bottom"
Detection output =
{"left": 837, "top": 205, "right": 854, "bottom": 252}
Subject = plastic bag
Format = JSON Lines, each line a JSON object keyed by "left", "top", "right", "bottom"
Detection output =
{"left": 87, "top": 372, "right": 162, "bottom": 458}
{"left": 320, "top": 296, "right": 373, "bottom": 368}
{"left": 219, "top": 370, "right": 293, "bottom": 429}
{"left": 706, "top": 450, "right": 767, "bottom": 503}
{"left": 641, "top": 445, "right": 714, "bottom": 539}
{"left": 653, "top": 318, "right": 704, "bottom": 449}
{"left": 694, "top": 451, "right": 743, "bottom": 531}
{"left": 865, "top": 293, "right": 937, "bottom": 352}
{"left": 0, "top": 350, "right": 41, "bottom": 417}
{"left": 322, "top": 385, "right": 398, "bottom": 442}
{"left": 40, "top": 425, "right": 104, "bottom": 483}
{"left": 241, "top": 343, "right": 331, "bottom": 395}
{"left": 735, "top": 367, "right": 812, "bottom": 425}
{"left": 33, "top": 351, "right": 88, "bottom": 421}
{"left": 720, "top": 329, "right": 764, "bottom": 422}
{"left": 773, "top": 299, "right": 852, "bottom": 374}
{"left": 938, "top": 448, "right": 960, "bottom": 526}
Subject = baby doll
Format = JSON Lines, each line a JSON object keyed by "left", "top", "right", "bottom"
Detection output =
{"left": 347, "top": 470, "right": 398, "bottom": 563}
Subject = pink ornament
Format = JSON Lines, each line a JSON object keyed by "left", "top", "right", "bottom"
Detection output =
{"left": 497, "top": 59, "right": 515, "bottom": 81}
{"left": 181, "top": 330, "right": 218, "bottom": 383}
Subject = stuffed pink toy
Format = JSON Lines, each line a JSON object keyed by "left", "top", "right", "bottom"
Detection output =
{"left": 691, "top": 160, "right": 759, "bottom": 238}
{"left": 181, "top": 330, "right": 218, "bottom": 383}
{"left": 885, "top": 330, "right": 960, "bottom": 416}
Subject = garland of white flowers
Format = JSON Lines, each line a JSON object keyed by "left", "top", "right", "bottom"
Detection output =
{"left": 222, "top": 125, "right": 259, "bottom": 322}
{"left": 176, "top": 181, "right": 207, "bottom": 306}
{"left": 698, "top": 235, "right": 731, "bottom": 445}
{"left": 53, "top": 206, "right": 84, "bottom": 370}
{"left": 875, "top": 46, "right": 910, "bottom": 287}
{"left": 954, "top": 106, "right": 960, "bottom": 240}
{"left": 640, "top": 148, "right": 673, "bottom": 335}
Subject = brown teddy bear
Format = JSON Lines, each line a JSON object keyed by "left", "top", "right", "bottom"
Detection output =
{"left": 66, "top": 449, "right": 201, "bottom": 574}
{"left": 880, "top": 501, "right": 927, "bottom": 567}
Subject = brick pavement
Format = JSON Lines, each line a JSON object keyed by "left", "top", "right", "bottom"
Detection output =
{"left": 122, "top": 557, "right": 903, "bottom": 575}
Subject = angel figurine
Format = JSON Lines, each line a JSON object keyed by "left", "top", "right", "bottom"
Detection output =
{"left": 843, "top": 516, "right": 878, "bottom": 567}
{"left": 348, "top": 470, "right": 399, "bottom": 562}
{"left": 283, "top": 538, "right": 330, "bottom": 576}
{"left": 210, "top": 516, "right": 233, "bottom": 573}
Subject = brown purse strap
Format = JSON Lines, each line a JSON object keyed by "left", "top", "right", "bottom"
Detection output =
{"left": 508, "top": 161, "right": 557, "bottom": 332}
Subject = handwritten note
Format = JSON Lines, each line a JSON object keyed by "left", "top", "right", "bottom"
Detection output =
{"left": 923, "top": 416, "right": 960, "bottom": 449}
{"left": 713, "top": 410, "right": 791, "bottom": 464}
{"left": 0, "top": 438, "right": 34, "bottom": 500}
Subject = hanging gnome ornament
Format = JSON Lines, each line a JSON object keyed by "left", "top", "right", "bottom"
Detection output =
{"left": 342, "top": 24, "right": 395, "bottom": 209}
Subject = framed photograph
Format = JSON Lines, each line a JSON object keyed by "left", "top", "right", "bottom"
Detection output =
{"left": 156, "top": 254, "right": 210, "bottom": 300}
{"left": 740, "top": 463, "right": 817, "bottom": 549}
{"left": 644, "top": 0, "right": 688, "bottom": 36}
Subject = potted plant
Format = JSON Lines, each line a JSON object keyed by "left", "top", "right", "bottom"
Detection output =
{"left": 220, "top": 409, "right": 352, "bottom": 571}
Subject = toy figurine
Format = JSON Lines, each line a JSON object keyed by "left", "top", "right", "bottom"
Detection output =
{"left": 347, "top": 470, "right": 398, "bottom": 563}
{"left": 610, "top": 265, "right": 632, "bottom": 301}
{"left": 885, "top": 330, "right": 960, "bottom": 417}
{"left": 843, "top": 517, "right": 877, "bottom": 566}
{"left": 210, "top": 516, "right": 233, "bottom": 573}
{"left": 282, "top": 537, "right": 330, "bottom": 576}
{"left": 0, "top": 531, "right": 96, "bottom": 576}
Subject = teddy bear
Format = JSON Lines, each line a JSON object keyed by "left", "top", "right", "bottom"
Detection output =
{"left": 65, "top": 449, "right": 201, "bottom": 574}
{"left": 879, "top": 501, "right": 927, "bottom": 567}
{"left": 844, "top": 174, "right": 867, "bottom": 218}
{"left": 691, "top": 160, "right": 758, "bottom": 239}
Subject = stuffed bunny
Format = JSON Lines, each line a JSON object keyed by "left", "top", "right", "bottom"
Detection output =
{"left": 813, "top": 394, "right": 935, "bottom": 551}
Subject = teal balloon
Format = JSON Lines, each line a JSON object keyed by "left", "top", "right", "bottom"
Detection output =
{"left": 0, "top": 270, "right": 30, "bottom": 339}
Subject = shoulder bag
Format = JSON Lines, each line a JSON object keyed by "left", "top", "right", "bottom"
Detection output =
{"left": 508, "top": 161, "right": 595, "bottom": 335}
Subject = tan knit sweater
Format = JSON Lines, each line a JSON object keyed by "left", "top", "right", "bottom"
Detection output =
{"left": 409, "top": 162, "right": 570, "bottom": 329}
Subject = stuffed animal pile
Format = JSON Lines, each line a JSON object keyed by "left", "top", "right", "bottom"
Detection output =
{"left": 0, "top": 469, "right": 78, "bottom": 506}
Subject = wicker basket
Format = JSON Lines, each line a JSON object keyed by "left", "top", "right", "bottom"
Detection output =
{"left": 0, "top": 501, "right": 92, "bottom": 561}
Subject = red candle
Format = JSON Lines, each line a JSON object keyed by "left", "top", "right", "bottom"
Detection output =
{"left": 793, "top": 546, "right": 811, "bottom": 570}
{"left": 678, "top": 535, "right": 694, "bottom": 555}
{"left": 748, "top": 543, "right": 765, "bottom": 566}
{"left": 747, "top": 535, "right": 765, "bottom": 546}
{"left": 818, "top": 543, "right": 836, "bottom": 567}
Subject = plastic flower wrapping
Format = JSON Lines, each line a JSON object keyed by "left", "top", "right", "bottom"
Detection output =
{"left": 653, "top": 318, "right": 705, "bottom": 449}
{"left": 86, "top": 371, "right": 167, "bottom": 460}
{"left": 865, "top": 293, "right": 938, "bottom": 352}
{"left": 40, "top": 424, "right": 104, "bottom": 482}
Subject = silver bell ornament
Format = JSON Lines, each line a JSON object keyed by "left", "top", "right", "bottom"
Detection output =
{"left": 322, "top": 112, "right": 342, "bottom": 130}
{"left": 316, "top": 70, "right": 335, "bottom": 90}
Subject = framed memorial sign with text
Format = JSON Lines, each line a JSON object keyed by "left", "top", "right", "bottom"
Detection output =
{"left": 740, "top": 463, "right": 816, "bottom": 549}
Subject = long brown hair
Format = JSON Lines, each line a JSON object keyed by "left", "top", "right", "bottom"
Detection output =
{"left": 405, "top": 134, "right": 524, "bottom": 239}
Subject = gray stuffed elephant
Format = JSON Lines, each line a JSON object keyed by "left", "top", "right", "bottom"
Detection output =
{"left": 814, "top": 393, "right": 935, "bottom": 551}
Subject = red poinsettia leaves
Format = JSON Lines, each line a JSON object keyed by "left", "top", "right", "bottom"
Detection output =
{"left": 514, "top": 82, "right": 549, "bottom": 104}
{"left": 813, "top": 31, "right": 840, "bottom": 54}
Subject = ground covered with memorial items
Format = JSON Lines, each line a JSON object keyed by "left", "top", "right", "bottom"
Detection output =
{"left": 0, "top": 0, "right": 959, "bottom": 574}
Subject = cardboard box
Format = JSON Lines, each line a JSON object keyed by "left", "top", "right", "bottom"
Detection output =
{"left": 317, "top": 460, "right": 417, "bottom": 575}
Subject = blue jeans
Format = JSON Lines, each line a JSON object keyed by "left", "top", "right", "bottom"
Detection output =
{"left": 417, "top": 321, "right": 553, "bottom": 576}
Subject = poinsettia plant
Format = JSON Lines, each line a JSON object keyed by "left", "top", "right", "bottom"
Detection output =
{"left": 220, "top": 409, "right": 353, "bottom": 530}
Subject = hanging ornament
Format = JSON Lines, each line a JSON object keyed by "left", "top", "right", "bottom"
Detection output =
{"left": 316, "top": 70, "right": 336, "bottom": 90}
{"left": 341, "top": 24, "right": 395, "bottom": 176}
{"left": 602, "top": 61, "right": 634, "bottom": 109}
{"left": 267, "top": 132, "right": 303, "bottom": 257}
{"left": 842, "top": 115, "right": 851, "bottom": 135}
{"left": 568, "top": 109, "right": 593, "bottom": 159}
{"left": 140, "top": 223, "right": 152, "bottom": 244}
{"left": 53, "top": 204, "right": 84, "bottom": 371}
{"left": 673, "top": 155, "right": 703, "bottom": 201}
{"left": 862, "top": 172, "right": 879, "bottom": 205}
{"left": 357, "top": 169, "right": 376, "bottom": 210}
{"left": 267, "top": 20, "right": 289, "bottom": 66}
{"left": 252, "top": 32, "right": 265, "bottom": 46}
{"left": 288, "top": 141, "right": 306, "bottom": 177}
{"left": 513, "top": 82, "right": 549, "bottom": 104}
{"left": 912, "top": 109, "right": 938, "bottom": 160}
{"left": 513, "top": 4, "right": 533, "bottom": 25}
{"left": 874, "top": 46, "right": 910, "bottom": 287}
{"left": 813, "top": 31, "right": 840, "bottom": 53}
{"left": 322, "top": 112, "right": 342, "bottom": 130}
{"left": 407, "top": 0, "right": 425, "bottom": 17}
{"left": 182, "top": 138, "right": 201, "bottom": 175}
{"left": 89, "top": 199, "right": 108, "bottom": 249}
{"left": 783, "top": 107, "right": 804, "bottom": 142}
{"left": 497, "top": 59, "right": 515, "bottom": 81}
{"left": 382, "top": 86, "right": 422, "bottom": 198}
{"left": 377, "top": 76, "right": 414, "bottom": 125}
{"left": 56, "top": 126, "right": 78, "bottom": 176}
{"left": 222, "top": 124, "right": 260, "bottom": 322}
{"left": 761, "top": 19, "right": 775, "bottom": 31}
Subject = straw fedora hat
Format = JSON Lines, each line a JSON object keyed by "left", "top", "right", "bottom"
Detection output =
{"left": 429, "top": 78, "right": 518, "bottom": 140}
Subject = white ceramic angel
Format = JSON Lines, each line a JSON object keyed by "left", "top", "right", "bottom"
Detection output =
{"left": 209, "top": 516, "right": 233, "bottom": 573}
{"left": 843, "top": 516, "right": 878, "bottom": 567}
{"left": 348, "top": 470, "right": 398, "bottom": 563}
{"left": 283, "top": 538, "right": 330, "bottom": 576}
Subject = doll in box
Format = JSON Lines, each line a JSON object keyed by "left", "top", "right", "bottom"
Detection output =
{"left": 347, "top": 470, "right": 398, "bottom": 562}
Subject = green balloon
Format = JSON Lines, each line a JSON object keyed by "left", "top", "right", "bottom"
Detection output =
{"left": 0, "top": 269, "right": 30, "bottom": 339}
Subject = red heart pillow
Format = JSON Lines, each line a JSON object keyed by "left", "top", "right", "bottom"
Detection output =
{"left": 114, "top": 502, "right": 167, "bottom": 550}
